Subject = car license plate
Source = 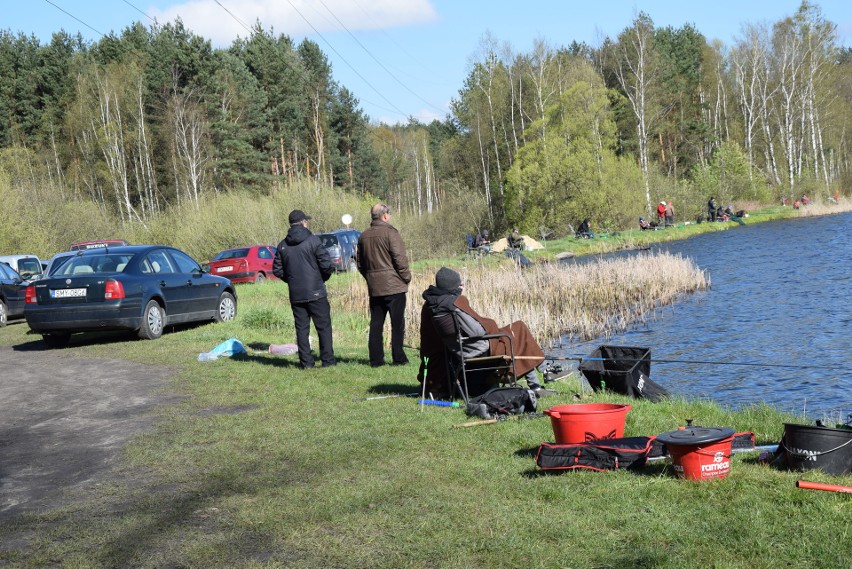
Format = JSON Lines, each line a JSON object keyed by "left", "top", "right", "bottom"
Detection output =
{"left": 217, "top": 266, "right": 233, "bottom": 272}
{"left": 51, "top": 288, "right": 87, "bottom": 298}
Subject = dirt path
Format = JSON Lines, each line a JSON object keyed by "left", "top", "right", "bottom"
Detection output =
{"left": 0, "top": 338, "right": 178, "bottom": 522}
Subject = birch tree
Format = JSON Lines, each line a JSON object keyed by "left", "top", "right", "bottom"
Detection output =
{"left": 167, "top": 79, "right": 210, "bottom": 207}
{"left": 613, "top": 13, "right": 658, "bottom": 213}
{"left": 731, "top": 24, "right": 772, "bottom": 179}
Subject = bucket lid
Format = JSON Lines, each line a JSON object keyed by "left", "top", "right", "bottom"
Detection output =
{"left": 656, "top": 427, "right": 735, "bottom": 446}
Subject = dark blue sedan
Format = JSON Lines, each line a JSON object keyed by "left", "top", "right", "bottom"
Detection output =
{"left": 25, "top": 245, "right": 237, "bottom": 348}
{"left": 0, "top": 261, "right": 28, "bottom": 326}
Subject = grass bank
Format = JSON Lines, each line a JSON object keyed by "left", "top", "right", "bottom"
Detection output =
{"left": 516, "top": 197, "right": 852, "bottom": 262}
{"left": 1, "top": 234, "right": 850, "bottom": 567}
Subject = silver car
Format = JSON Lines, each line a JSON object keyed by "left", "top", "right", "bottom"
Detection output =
{"left": 0, "top": 254, "right": 43, "bottom": 281}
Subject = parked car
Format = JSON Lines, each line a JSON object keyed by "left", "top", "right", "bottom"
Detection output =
{"left": 205, "top": 245, "right": 279, "bottom": 284}
{"left": 24, "top": 245, "right": 237, "bottom": 348}
{"left": 0, "top": 262, "right": 28, "bottom": 326}
{"left": 69, "top": 239, "right": 129, "bottom": 251}
{"left": 317, "top": 229, "right": 361, "bottom": 272}
{"left": 43, "top": 251, "right": 78, "bottom": 277}
{"left": 0, "top": 254, "right": 44, "bottom": 281}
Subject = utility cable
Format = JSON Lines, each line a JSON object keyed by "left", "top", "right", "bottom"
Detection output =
{"left": 43, "top": 0, "right": 104, "bottom": 37}
{"left": 121, "top": 0, "right": 156, "bottom": 24}
{"left": 350, "top": 0, "right": 452, "bottom": 85}
{"left": 317, "top": 0, "right": 445, "bottom": 115}
{"left": 210, "top": 1, "right": 402, "bottom": 121}
{"left": 213, "top": 0, "right": 252, "bottom": 35}
{"left": 284, "top": 0, "right": 409, "bottom": 118}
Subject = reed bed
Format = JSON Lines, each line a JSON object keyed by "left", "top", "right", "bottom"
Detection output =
{"left": 793, "top": 196, "right": 852, "bottom": 217}
{"left": 338, "top": 251, "right": 709, "bottom": 347}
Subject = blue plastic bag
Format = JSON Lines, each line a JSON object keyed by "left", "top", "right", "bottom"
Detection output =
{"left": 198, "top": 338, "right": 247, "bottom": 362}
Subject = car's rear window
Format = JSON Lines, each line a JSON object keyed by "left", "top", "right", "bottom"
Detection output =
{"left": 47, "top": 255, "right": 75, "bottom": 276}
{"left": 16, "top": 258, "right": 42, "bottom": 276}
{"left": 213, "top": 248, "right": 250, "bottom": 260}
{"left": 54, "top": 253, "right": 135, "bottom": 276}
{"left": 319, "top": 235, "right": 339, "bottom": 248}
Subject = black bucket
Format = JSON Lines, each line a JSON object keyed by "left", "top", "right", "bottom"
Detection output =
{"left": 780, "top": 423, "right": 852, "bottom": 476}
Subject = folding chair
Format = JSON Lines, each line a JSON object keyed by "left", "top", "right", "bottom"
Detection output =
{"left": 432, "top": 311, "right": 519, "bottom": 404}
{"left": 465, "top": 233, "right": 475, "bottom": 252}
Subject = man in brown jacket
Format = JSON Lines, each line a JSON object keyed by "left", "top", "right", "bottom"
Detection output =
{"left": 357, "top": 203, "right": 412, "bottom": 367}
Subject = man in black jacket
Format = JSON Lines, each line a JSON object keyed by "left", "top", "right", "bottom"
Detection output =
{"left": 273, "top": 210, "right": 336, "bottom": 368}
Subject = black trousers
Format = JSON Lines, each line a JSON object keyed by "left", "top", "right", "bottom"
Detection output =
{"left": 368, "top": 292, "right": 408, "bottom": 366}
{"left": 291, "top": 297, "right": 335, "bottom": 368}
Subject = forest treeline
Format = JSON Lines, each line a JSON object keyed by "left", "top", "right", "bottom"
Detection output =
{"left": 0, "top": 1, "right": 849, "bottom": 259}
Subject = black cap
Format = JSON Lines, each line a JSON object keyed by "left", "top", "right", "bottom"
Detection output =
{"left": 289, "top": 210, "right": 311, "bottom": 224}
{"left": 435, "top": 267, "right": 462, "bottom": 291}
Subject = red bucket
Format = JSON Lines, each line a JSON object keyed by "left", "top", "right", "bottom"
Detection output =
{"left": 544, "top": 403, "right": 632, "bottom": 444}
{"left": 657, "top": 427, "right": 735, "bottom": 481}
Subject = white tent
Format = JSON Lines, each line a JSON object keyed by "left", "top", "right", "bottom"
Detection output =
{"left": 489, "top": 235, "right": 544, "bottom": 252}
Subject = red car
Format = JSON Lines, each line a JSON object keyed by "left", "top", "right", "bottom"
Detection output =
{"left": 206, "top": 245, "right": 279, "bottom": 284}
{"left": 70, "top": 239, "right": 130, "bottom": 251}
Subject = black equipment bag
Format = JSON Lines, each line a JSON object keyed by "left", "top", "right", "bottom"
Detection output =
{"left": 578, "top": 345, "right": 670, "bottom": 402}
{"left": 465, "top": 387, "right": 537, "bottom": 419}
{"left": 536, "top": 436, "right": 655, "bottom": 472}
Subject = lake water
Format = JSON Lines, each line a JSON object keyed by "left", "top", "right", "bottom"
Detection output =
{"left": 554, "top": 211, "right": 851, "bottom": 421}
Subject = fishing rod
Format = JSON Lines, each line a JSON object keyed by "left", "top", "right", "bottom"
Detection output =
{"left": 543, "top": 355, "right": 846, "bottom": 371}
{"left": 454, "top": 412, "right": 545, "bottom": 428}
{"left": 358, "top": 392, "right": 418, "bottom": 401}
{"left": 404, "top": 345, "right": 845, "bottom": 370}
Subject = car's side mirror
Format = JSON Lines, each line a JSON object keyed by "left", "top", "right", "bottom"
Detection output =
{"left": 199, "top": 265, "right": 210, "bottom": 274}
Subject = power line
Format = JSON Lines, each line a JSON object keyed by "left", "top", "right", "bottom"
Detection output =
{"left": 43, "top": 0, "right": 104, "bottom": 38}
{"left": 121, "top": 0, "right": 156, "bottom": 24}
{"left": 213, "top": 0, "right": 252, "bottom": 35}
{"left": 284, "top": 0, "right": 410, "bottom": 119}
{"left": 317, "top": 0, "right": 445, "bottom": 116}
{"left": 212, "top": 0, "right": 315, "bottom": 88}
{"left": 350, "top": 0, "right": 453, "bottom": 86}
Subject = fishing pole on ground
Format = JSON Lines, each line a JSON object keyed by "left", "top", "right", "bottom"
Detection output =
{"left": 358, "top": 392, "right": 418, "bottom": 401}
{"left": 454, "top": 412, "right": 545, "bottom": 428}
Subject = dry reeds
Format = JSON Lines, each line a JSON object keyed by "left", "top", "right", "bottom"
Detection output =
{"left": 792, "top": 196, "right": 852, "bottom": 218}
{"left": 338, "top": 251, "right": 709, "bottom": 348}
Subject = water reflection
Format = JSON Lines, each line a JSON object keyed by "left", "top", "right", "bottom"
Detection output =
{"left": 554, "top": 212, "right": 851, "bottom": 419}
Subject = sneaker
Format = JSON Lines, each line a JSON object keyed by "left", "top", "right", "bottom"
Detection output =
{"left": 533, "top": 388, "right": 558, "bottom": 397}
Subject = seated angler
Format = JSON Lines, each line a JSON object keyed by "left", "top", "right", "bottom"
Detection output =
{"left": 575, "top": 218, "right": 594, "bottom": 238}
{"left": 507, "top": 227, "right": 525, "bottom": 250}
{"left": 639, "top": 216, "right": 653, "bottom": 230}
{"left": 417, "top": 267, "right": 556, "bottom": 398}
{"left": 472, "top": 229, "right": 491, "bottom": 251}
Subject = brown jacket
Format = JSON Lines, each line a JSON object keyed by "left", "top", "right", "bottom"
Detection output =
{"left": 357, "top": 219, "right": 411, "bottom": 297}
{"left": 418, "top": 293, "right": 544, "bottom": 396}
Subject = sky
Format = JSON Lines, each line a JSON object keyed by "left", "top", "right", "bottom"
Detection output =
{"left": 8, "top": 1, "right": 852, "bottom": 125}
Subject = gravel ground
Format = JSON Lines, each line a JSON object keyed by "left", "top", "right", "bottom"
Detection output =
{"left": 0, "top": 334, "right": 178, "bottom": 523}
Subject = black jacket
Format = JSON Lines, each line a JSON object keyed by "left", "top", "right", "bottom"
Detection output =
{"left": 273, "top": 225, "right": 334, "bottom": 303}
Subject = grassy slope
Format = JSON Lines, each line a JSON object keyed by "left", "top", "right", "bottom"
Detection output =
{"left": 1, "top": 204, "right": 850, "bottom": 568}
